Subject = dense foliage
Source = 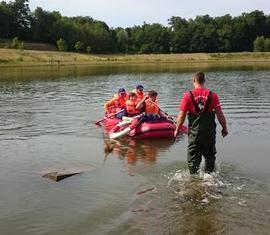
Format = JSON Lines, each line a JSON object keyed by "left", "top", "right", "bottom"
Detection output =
{"left": 1, "top": 0, "right": 270, "bottom": 53}
{"left": 254, "top": 36, "right": 270, "bottom": 52}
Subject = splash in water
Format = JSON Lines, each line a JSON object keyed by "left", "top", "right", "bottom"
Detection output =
{"left": 167, "top": 165, "right": 225, "bottom": 205}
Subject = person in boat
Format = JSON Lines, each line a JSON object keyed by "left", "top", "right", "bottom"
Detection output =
{"left": 136, "top": 90, "right": 166, "bottom": 121}
{"left": 109, "top": 90, "right": 176, "bottom": 139}
{"left": 132, "top": 84, "right": 145, "bottom": 101}
{"left": 125, "top": 92, "right": 143, "bottom": 117}
{"left": 104, "top": 88, "right": 128, "bottom": 119}
{"left": 174, "top": 71, "right": 228, "bottom": 174}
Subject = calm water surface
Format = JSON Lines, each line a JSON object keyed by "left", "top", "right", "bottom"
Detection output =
{"left": 0, "top": 66, "right": 270, "bottom": 235}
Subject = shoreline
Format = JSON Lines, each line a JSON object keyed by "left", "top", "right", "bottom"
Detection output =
{"left": 1, "top": 49, "right": 270, "bottom": 68}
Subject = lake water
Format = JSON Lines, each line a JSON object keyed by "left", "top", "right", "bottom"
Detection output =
{"left": 0, "top": 65, "right": 270, "bottom": 235}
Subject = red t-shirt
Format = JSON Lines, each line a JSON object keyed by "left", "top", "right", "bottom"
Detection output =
{"left": 179, "top": 88, "right": 221, "bottom": 113}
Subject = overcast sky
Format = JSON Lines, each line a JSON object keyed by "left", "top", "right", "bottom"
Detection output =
{"left": 26, "top": 0, "right": 270, "bottom": 28}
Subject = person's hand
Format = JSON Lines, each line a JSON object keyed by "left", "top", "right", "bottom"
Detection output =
{"left": 221, "top": 128, "right": 228, "bottom": 137}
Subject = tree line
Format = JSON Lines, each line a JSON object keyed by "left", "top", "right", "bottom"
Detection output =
{"left": 1, "top": 0, "right": 270, "bottom": 53}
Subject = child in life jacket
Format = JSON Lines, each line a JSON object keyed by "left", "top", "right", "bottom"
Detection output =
{"left": 119, "top": 90, "right": 167, "bottom": 131}
{"left": 125, "top": 92, "right": 143, "bottom": 117}
{"left": 136, "top": 90, "right": 165, "bottom": 121}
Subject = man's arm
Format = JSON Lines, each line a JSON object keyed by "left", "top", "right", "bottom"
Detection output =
{"left": 174, "top": 110, "right": 187, "bottom": 137}
{"left": 136, "top": 96, "right": 148, "bottom": 110}
{"left": 215, "top": 107, "right": 228, "bottom": 137}
{"left": 104, "top": 98, "right": 115, "bottom": 113}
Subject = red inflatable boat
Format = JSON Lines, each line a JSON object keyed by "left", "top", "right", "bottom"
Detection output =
{"left": 100, "top": 115, "right": 187, "bottom": 139}
{"left": 110, "top": 119, "right": 176, "bottom": 139}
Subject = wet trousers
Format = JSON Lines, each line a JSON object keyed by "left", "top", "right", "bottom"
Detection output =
{"left": 187, "top": 141, "right": 216, "bottom": 174}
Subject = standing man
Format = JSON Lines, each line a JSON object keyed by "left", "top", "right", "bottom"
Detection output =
{"left": 174, "top": 72, "right": 228, "bottom": 174}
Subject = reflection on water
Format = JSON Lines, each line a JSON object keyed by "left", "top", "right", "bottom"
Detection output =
{"left": 0, "top": 66, "right": 270, "bottom": 234}
{"left": 103, "top": 137, "right": 177, "bottom": 162}
{"left": 102, "top": 135, "right": 180, "bottom": 176}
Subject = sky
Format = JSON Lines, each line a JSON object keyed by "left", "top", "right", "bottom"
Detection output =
{"left": 24, "top": 0, "right": 270, "bottom": 28}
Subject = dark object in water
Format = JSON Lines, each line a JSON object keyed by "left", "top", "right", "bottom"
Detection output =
{"left": 137, "top": 187, "right": 156, "bottom": 195}
{"left": 104, "top": 139, "right": 119, "bottom": 153}
{"left": 41, "top": 166, "right": 95, "bottom": 182}
{"left": 42, "top": 171, "right": 81, "bottom": 182}
{"left": 132, "top": 208, "right": 145, "bottom": 212}
{"left": 104, "top": 140, "right": 114, "bottom": 153}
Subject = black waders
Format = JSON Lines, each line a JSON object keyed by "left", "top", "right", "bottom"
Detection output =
{"left": 187, "top": 91, "right": 217, "bottom": 174}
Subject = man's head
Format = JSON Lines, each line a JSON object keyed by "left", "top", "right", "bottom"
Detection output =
{"left": 118, "top": 88, "right": 127, "bottom": 97}
{"left": 147, "top": 90, "right": 158, "bottom": 102}
{"left": 128, "top": 92, "right": 137, "bottom": 100}
{"left": 192, "top": 71, "right": 205, "bottom": 86}
{"left": 136, "top": 85, "right": 144, "bottom": 94}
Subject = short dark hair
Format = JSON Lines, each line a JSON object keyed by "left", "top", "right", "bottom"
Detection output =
{"left": 118, "top": 88, "right": 126, "bottom": 93}
{"left": 129, "top": 92, "right": 136, "bottom": 98}
{"left": 148, "top": 90, "right": 158, "bottom": 97}
{"left": 136, "top": 84, "right": 144, "bottom": 90}
{"left": 193, "top": 71, "right": 205, "bottom": 84}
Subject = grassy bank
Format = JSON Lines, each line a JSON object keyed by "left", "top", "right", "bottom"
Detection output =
{"left": 1, "top": 48, "right": 270, "bottom": 67}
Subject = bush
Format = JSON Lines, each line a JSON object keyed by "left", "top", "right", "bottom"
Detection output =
{"left": 264, "top": 38, "right": 270, "bottom": 52}
{"left": 253, "top": 36, "right": 270, "bottom": 52}
{"left": 9, "top": 37, "right": 24, "bottom": 50}
{"left": 56, "top": 38, "right": 67, "bottom": 51}
{"left": 86, "top": 46, "right": 91, "bottom": 53}
{"left": 74, "top": 41, "right": 84, "bottom": 52}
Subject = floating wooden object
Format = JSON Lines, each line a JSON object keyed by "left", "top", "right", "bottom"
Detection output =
{"left": 41, "top": 166, "right": 95, "bottom": 182}
{"left": 42, "top": 171, "right": 80, "bottom": 182}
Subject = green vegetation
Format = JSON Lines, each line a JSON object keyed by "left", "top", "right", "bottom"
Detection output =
{"left": 9, "top": 37, "right": 24, "bottom": 50}
{"left": 56, "top": 38, "right": 67, "bottom": 51}
{"left": 254, "top": 36, "right": 270, "bottom": 52}
{"left": 1, "top": 0, "right": 270, "bottom": 54}
{"left": 74, "top": 41, "right": 84, "bottom": 52}
{"left": 86, "top": 46, "right": 91, "bottom": 54}
{"left": 1, "top": 48, "right": 270, "bottom": 67}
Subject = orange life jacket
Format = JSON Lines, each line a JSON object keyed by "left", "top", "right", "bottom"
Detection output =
{"left": 125, "top": 99, "right": 141, "bottom": 116}
{"left": 104, "top": 93, "right": 127, "bottom": 114}
{"left": 144, "top": 99, "right": 159, "bottom": 114}
{"left": 132, "top": 89, "right": 145, "bottom": 101}
{"left": 113, "top": 93, "right": 128, "bottom": 109}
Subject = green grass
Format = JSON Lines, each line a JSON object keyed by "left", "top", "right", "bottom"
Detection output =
{"left": 1, "top": 48, "right": 270, "bottom": 67}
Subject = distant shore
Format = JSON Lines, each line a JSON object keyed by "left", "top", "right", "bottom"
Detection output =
{"left": 1, "top": 48, "right": 270, "bottom": 68}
